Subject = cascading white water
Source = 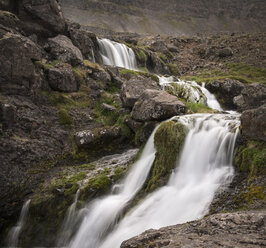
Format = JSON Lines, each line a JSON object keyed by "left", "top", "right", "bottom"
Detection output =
{"left": 97, "top": 38, "right": 137, "bottom": 70}
{"left": 159, "top": 76, "right": 223, "bottom": 111}
{"left": 57, "top": 189, "right": 80, "bottom": 246}
{"left": 99, "top": 113, "right": 240, "bottom": 248}
{"left": 68, "top": 127, "right": 158, "bottom": 248}
{"left": 7, "top": 199, "right": 31, "bottom": 247}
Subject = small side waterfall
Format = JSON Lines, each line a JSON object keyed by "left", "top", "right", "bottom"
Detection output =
{"left": 7, "top": 199, "right": 31, "bottom": 247}
{"left": 68, "top": 127, "right": 158, "bottom": 248}
{"left": 57, "top": 190, "right": 81, "bottom": 246}
{"left": 100, "top": 113, "right": 240, "bottom": 248}
{"left": 159, "top": 76, "right": 223, "bottom": 111}
{"left": 97, "top": 38, "right": 137, "bottom": 70}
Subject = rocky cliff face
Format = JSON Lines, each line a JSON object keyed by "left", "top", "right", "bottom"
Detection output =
{"left": 60, "top": 0, "right": 266, "bottom": 35}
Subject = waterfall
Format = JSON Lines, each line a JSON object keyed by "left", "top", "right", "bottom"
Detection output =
{"left": 57, "top": 189, "right": 81, "bottom": 246}
{"left": 7, "top": 199, "right": 31, "bottom": 247}
{"left": 97, "top": 38, "right": 137, "bottom": 70}
{"left": 99, "top": 113, "right": 240, "bottom": 248}
{"left": 159, "top": 76, "right": 223, "bottom": 111}
{"left": 68, "top": 127, "right": 158, "bottom": 248}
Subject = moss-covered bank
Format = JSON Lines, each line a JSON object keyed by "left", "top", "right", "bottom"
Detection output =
{"left": 145, "top": 121, "right": 186, "bottom": 192}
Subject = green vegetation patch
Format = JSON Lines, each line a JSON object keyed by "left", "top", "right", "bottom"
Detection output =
{"left": 119, "top": 68, "right": 159, "bottom": 82}
{"left": 145, "top": 121, "right": 185, "bottom": 192}
{"left": 234, "top": 140, "right": 266, "bottom": 177}
{"left": 84, "top": 60, "right": 105, "bottom": 71}
{"left": 186, "top": 102, "right": 216, "bottom": 114}
{"left": 167, "top": 63, "right": 180, "bottom": 76}
{"left": 57, "top": 109, "right": 73, "bottom": 127}
{"left": 182, "top": 63, "right": 266, "bottom": 85}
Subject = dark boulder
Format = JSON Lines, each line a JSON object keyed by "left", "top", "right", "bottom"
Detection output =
{"left": 150, "top": 40, "right": 169, "bottom": 53}
{"left": 47, "top": 63, "right": 80, "bottom": 92}
{"left": 121, "top": 76, "right": 160, "bottom": 109}
{"left": 218, "top": 47, "right": 233, "bottom": 57}
{"left": 206, "top": 79, "right": 244, "bottom": 109}
{"left": 18, "top": 0, "right": 65, "bottom": 36}
{"left": 45, "top": 35, "right": 83, "bottom": 66}
{"left": 241, "top": 105, "right": 266, "bottom": 142}
{"left": 0, "top": 102, "right": 16, "bottom": 130}
{"left": 234, "top": 83, "right": 266, "bottom": 111}
{"left": 146, "top": 52, "right": 169, "bottom": 74}
{"left": 67, "top": 22, "right": 100, "bottom": 61}
{"left": 131, "top": 89, "right": 185, "bottom": 122}
{"left": 0, "top": 29, "right": 42, "bottom": 95}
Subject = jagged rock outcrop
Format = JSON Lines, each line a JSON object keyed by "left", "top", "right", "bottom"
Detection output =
{"left": 234, "top": 83, "right": 266, "bottom": 112}
{"left": 241, "top": 105, "right": 266, "bottom": 142}
{"left": 45, "top": 35, "right": 83, "bottom": 66}
{"left": 131, "top": 89, "right": 185, "bottom": 122}
{"left": 121, "top": 77, "right": 160, "bottom": 109}
{"left": 0, "top": 28, "right": 42, "bottom": 95}
{"left": 18, "top": 0, "right": 65, "bottom": 36}
{"left": 121, "top": 211, "right": 266, "bottom": 248}
{"left": 206, "top": 79, "right": 244, "bottom": 109}
{"left": 47, "top": 63, "right": 80, "bottom": 92}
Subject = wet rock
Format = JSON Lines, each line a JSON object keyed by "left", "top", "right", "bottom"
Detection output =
{"left": 18, "top": 0, "right": 65, "bottom": 36}
{"left": 0, "top": 30, "right": 42, "bottom": 95}
{"left": 67, "top": 22, "right": 99, "bottom": 61}
{"left": 234, "top": 83, "right": 266, "bottom": 111}
{"left": 121, "top": 211, "right": 266, "bottom": 248}
{"left": 47, "top": 63, "right": 79, "bottom": 92}
{"left": 241, "top": 105, "right": 266, "bottom": 142}
{"left": 75, "top": 127, "right": 121, "bottom": 148}
{"left": 138, "top": 121, "right": 157, "bottom": 143}
{"left": 45, "top": 35, "right": 83, "bottom": 66}
{"left": 131, "top": 89, "right": 185, "bottom": 122}
{"left": 121, "top": 76, "right": 160, "bottom": 109}
{"left": 146, "top": 52, "right": 167, "bottom": 74}
{"left": 206, "top": 79, "right": 244, "bottom": 109}
{"left": 218, "top": 47, "right": 233, "bottom": 57}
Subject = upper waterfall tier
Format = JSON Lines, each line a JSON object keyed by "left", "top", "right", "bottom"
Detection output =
{"left": 97, "top": 38, "right": 137, "bottom": 70}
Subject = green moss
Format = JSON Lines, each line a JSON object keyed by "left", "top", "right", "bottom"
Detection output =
{"left": 146, "top": 121, "right": 185, "bottom": 192}
{"left": 119, "top": 68, "right": 159, "bottom": 82}
{"left": 167, "top": 63, "right": 180, "bottom": 76}
{"left": 72, "top": 67, "right": 87, "bottom": 84}
{"left": 135, "top": 49, "right": 147, "bottom": 64}
{"left": 182, "top": 63, "right": 266, "bottom": 85}
{"left": 81, "top": 171, "right": 112, "bottom": 200}
{"left": 234, "top": 140, "right": 266, "bottom": 177}
{"left": 35, "top": 61, "right": 53, "bottom": 70}
{"left": 113, "top": 167, "right": 126, "bottom": 181}
{"left": 83, "top": 60, "right": 104, "bottom": 71}
{"left": 80, "top": 163, "right": 95, "bottom": 170}
{"left": 57, "top": 109, "right": 73, "bottom": 127}
{"left": 186, "top": 102, "right": 216, "bottom": 114}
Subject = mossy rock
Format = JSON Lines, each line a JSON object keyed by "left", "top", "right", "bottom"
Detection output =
{"left": 145, "top": 121, "right": 185, "bottom": 192}
{"left": 234, "top": 140, "right": 266, "bottom": 177}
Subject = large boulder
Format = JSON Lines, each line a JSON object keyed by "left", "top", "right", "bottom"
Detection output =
{"left": 18, "top": 0, "right": 65, "bottom": 36}
{"left": 131, "top": 89, "right": 185, "bottom": 122}
{"left": 67, "top": 22, "right": 99, "bottom": 61}
{"left": 75, "top": 127, "right": 121, "bottom": 148}
{"left": 121, "top": 211, "right": 265, "bottom": 248}
{"left": 206, "top": 79, "right": 244, "bottom": 109}
{"left": 47, "top": 63, "right": 79, "bottom": 92}
{"left": 234, "top": 83, "right": 266, "bottom": 111}
{"left": 121, "top": 76, "right": 160, "bottom": 109}
{"left": 241, "top": 105, "right": 266, "bottom": 142}
{"left": 0, "top": 29, "right": 42, "bottom": 95}
{"left": 45, "top": 35, "right": 83, "bottom": 66}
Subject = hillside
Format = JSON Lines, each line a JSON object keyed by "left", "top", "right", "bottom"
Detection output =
{"left": 60, "top": 0, "right": 266, "bottom": 35}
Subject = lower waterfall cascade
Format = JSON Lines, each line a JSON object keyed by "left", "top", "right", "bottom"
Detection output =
{"left": 97, "top": 38, "right": 138, "bottom": 70}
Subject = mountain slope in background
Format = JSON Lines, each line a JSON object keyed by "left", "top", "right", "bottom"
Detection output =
{"left": 60, "top": 0, "right": 266, "bottom": 35}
